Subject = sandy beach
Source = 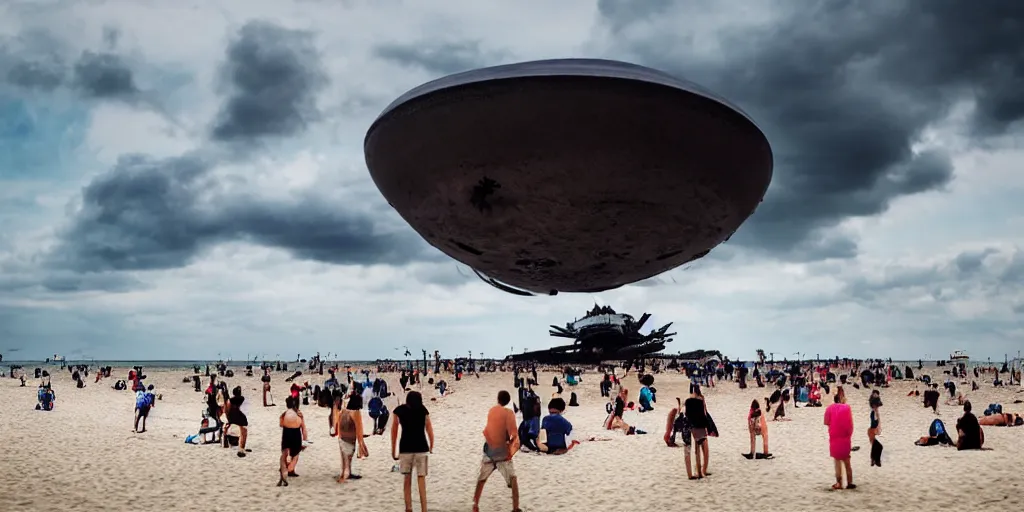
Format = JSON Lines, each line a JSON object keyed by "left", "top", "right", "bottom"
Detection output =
{"left": 2, "top": 366, "right": 1022, "bottom": 512}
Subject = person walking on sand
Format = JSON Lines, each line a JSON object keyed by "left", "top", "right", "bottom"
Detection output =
{"left": 277, "top": 396, "right": 308, "bottom": 487}
{"left": 474, "top": 390, "right": 522, "bottom": 512}
{"left": 224, "top": 386, "right": 250, "bottom": 457}
{"left": 684, "top": 387, "right": 712, "bottom": 477}
{"left": 824, "top": 387, "right": 855, "bottom": 490}
{"left": 133, "top": 384, "right": 154, "bottom": 433}
{"left": 333, "top": 393, "right": 369, "bottom": 483}
{"left": 392, "top": 391, "right": 434, "bottom": 512}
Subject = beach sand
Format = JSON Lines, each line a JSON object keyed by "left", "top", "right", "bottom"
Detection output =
{"left": 2, "top": 367, "right": 1022, "bottom": 511}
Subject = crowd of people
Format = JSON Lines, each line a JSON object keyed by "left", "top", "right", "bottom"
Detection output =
{"left": 14, "top": 353, "right": 1022, "bottom": 509}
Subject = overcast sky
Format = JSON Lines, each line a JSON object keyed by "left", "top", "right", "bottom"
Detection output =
{"left": 1, "top": 0, "right": 1023, "bottom": 362}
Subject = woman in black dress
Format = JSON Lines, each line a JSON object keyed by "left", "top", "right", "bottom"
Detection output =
{"left": 224, "top": 386, "right": 250, "bottom": 457}
{"left": 278, "top": 396, "right": 308, "bottom": 486}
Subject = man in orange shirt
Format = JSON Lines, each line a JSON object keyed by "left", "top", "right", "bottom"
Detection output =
{"left": 474, "top": 390, "right": 521, "bottom": 512}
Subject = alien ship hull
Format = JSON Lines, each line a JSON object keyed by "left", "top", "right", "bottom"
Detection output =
{"left": 364, "top": 58, "right": 773, "bottom": 295}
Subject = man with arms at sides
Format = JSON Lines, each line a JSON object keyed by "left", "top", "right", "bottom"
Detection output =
{"left": 392, "top": 391, "right": 434, "bottom": 512}
{"left": 474, "top": 390, "right": 522, "bottom": 512}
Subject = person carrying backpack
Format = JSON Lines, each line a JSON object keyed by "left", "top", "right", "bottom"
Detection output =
{"left": 368, "top": 396, "right": 389, "bottom": 435}
{"left": 134, "top": 385, "right": 154, "bottom": 433}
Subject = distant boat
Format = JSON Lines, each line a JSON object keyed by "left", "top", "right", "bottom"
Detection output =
{"left": 950, "top": 350, "right": 969, "bottom": 362}
{"left": 51, "top": 354, "right": 65, "bottom": 362}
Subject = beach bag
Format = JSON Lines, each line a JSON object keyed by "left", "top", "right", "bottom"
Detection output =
{"left": 984, "top": 403, "right": 1002, "bottom": 416}
{"left": 136, "top": 391, "right": 148, "bottom": 409}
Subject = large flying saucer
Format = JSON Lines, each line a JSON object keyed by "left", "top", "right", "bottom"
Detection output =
{"left": 364, "top": 58, "right": 773, "bottom": 295}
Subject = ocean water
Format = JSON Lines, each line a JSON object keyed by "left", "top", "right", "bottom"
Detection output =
{"left": 1, "top": 359, "right": 386, "bottom": 370}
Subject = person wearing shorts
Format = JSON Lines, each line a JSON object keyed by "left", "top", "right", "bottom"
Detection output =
{"left": 392, "top": 391, "right": 433, "bottom": 512}
{"left": 399, "top": 452, "right": 429, "bottom": 476}
{"left": 473, "top": 391, "right": 521, "bottom": 512}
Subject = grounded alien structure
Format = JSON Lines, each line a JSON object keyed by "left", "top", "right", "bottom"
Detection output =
{"left": 365, "top": 59, "right": 773, "bottom": 296}
{"left": 510, "top": 305, "right": 675, "bottom": 365}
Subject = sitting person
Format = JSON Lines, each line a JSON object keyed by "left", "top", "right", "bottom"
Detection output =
{"left": 978, "top": 412, "right": 1023, "bottom": 427}
{"left": 604, "top": 388, "right": 642, "bottom": 434}
{"left": 638, "top": 374, "right": 656, "bottom": 412}
{"left": 36, "top": 385, "right": 55, "bottom": 411}
{"left": 638, "top": 384, "right": 655, "bottom": 413}
{"left": 517, "top": 401, "right": 541, "bottom": 452}
{"left": 955, "top": 401, "right": 984, "bottom": 450}
{"left": 916, "top": 418, "right": 954, "bottom": 446}
{"left": 538, "top": 398, "right": 578, "bottom": 454}
{"left": 807, "top": 383, "right": 823, "bottom": 407}
{"left": 197, "top": 415, "right": 222, "bottom": 444}
{"left": 923, "top": 386, "right": 940, "bottom": 413}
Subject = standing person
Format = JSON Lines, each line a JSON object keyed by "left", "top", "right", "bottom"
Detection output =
{"left": 473, "top": 390, "right": 521, "bottom": 512}
{"left": 334, "top": 394, "right": 369, "bottom": 483}
{"left": 665, "top": 397, "right": 699, "bottom": 479}
{"left": 277, "top": 396, "right": 308, "bottom": 487}
{"left": 392, "top": 391, "right": 434, "bottom": 512}
{"left": 262, "top": 368, "right": 275, "bottom": 407}
{"left": 133, "top": 384, "right": 153, "bottom": 433}
{"left": 868, "top": 392, "right": 883, "bottom": 466}
{"left": 684, "top": 387, "right": 711, "bottom": 477}
{"left": 224, "top": 386, "right": 250, "bottom": 457}
{"left": 823, "top": 387, "right": 855, "bottom": 490}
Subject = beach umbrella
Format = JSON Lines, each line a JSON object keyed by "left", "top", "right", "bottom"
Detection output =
{"left": 365, "top": 58, "right": 773, "bottom": 296}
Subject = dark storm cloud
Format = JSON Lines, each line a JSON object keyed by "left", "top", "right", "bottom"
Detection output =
{"left": 954, "top": 248, "right": 999, "bottom": 274}
{"left": 210, "top": 21, "right": 328, "bottom": 142}
{"left": 1, "top": 30, "right": 67, "bottom": 90}
{"left": 6, "top": 58, "right": 65, "bottom": 90}
{"left": 596, "top": 0, "right": 1024, "bottom": 260}
{"left": 48, "top": 153, "right": 433, "bottom": 275}
{"left": 373, "top": 40, "right": 507, "bottom": 76}
{"left": 71, "top": 51, "right": 138, "bottom": 99}
{"left": 842, "top": 247, "right": 1014, "bottom": 302}
{"left": 1, "top": 31, "right": 139, "bottom": 99}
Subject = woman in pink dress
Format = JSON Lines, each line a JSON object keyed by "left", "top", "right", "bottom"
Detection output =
{"left": 823, "top": 386, "right": 855, "bottom": 490}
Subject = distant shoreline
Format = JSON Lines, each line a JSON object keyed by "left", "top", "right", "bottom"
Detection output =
{"left": 3, "top": 357, "right": 1005, "bottom": 370}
